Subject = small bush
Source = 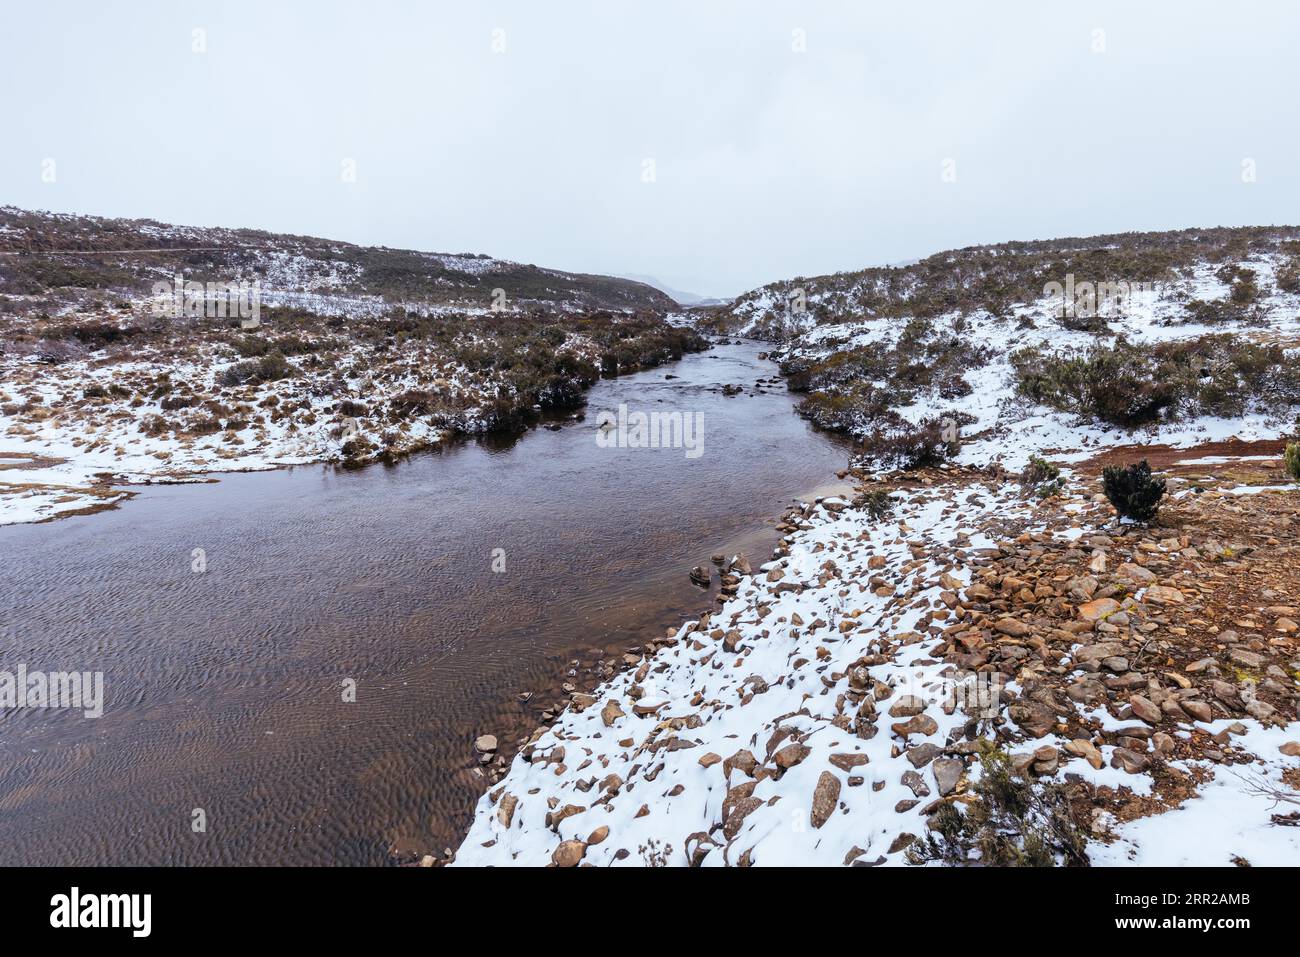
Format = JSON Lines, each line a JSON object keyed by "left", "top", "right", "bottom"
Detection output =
{"left": 217, "top": 351, "right": 293, "bottom": 388}
{"left": 857, "top": 489, "right": 896, "bottom": 521}
{"left": 1102, "top": 459, "right": 1166, "bottom": 523}
{"left": 1021, "top": 455, "right": 1063, "bottom": 498}
{"left": 862, "top": 417, "right": 960, "bottom": 471}
{"left": 906, "top": 745, "right": 1089, "bottom": 867}
{"left": 1285, "top": 442, "right": 1300, "bottom": 481}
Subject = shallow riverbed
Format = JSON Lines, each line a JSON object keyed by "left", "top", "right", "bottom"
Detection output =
{"left": 0, "top": 339, "right": 852, "bottom": 865}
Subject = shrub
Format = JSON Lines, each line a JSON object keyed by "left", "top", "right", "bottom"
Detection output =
{"left": 1102, "top": 460, "right": 1166, "bottom": 523}
{"left": 905, "top": 745, "right": 1089, "bottom": 867}
{"left": 862, "top": 417, "right": 959, "bottom": 471}
{"left": 1021, "top": 455, "right": 1063, "bottom": 498}
{"left": 857, "top": 489, "right": 896, "bottom": 521}
{"left": 217, "top": 351, "right": 293, "bottom": 388}
{"left": 1285, "top": 442, "right": 1300, "bottom": 481}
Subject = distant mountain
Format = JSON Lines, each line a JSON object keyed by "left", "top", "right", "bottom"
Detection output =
{"left": 621, "top": 273, "right": 728, "bottom": 308}
{"left": 0, "top": 206, "right": 675, "bottom": 314}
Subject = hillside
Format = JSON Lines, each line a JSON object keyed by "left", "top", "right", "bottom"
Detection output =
{"left": 452, "top": 227, "right": 1300, "bottom": 868}
{"left": 0, "top": 207, "right": 700, "bottom": 525}
{"left": 0, "top": 206, "right": 675, "bottom": 314}
{"left": 700, "top": 226, "right": 1300, "bottom": 472}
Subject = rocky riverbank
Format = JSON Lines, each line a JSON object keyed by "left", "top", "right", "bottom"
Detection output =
{"left": 450, "top": 454, "right": 1300, "bottom": 867}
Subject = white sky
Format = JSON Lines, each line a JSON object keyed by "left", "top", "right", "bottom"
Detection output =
{"left": 3, "top": 1, "right": 1297, "bottom": 298}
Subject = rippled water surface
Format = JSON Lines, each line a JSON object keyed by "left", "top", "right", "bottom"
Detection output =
{"left": 0, "top": 340, "right": 852, "bottom": 865}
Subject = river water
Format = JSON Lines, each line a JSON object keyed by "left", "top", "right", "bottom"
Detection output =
{"left": 0, "top": 339, "right": 852, "bottom": 865}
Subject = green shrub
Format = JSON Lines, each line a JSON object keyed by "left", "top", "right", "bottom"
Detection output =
{"left": 1284, "top": 442, "right": 1300, "bottom": 481}
{"left": 862, "top": 417, "right": 960, "bottom": 471}
{"left": 217, "top": 351, "right": 294, "bottom": 388}
{"left": 1102, "top": 460, "right": 1167, "bottom": 523}
{"left": 857, "top": 489, "right": 896, "bottom": 521}
{"left": 906, "top": 745, "right": 1089, "bottom": 867}
{"left": 1021, "top": 455, "right": 1063, "bottom": 498}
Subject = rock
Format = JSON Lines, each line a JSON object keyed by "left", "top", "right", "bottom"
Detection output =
{"left": 891, "top": 714, "right": 939, "bottom": 738}
{"left": 1110, "top": 748, "right": 1150, "bottom": 774}
{"left": 774, "top": 742, "right": 811, "bottom": 769}
{"left": 689, "top": 565, "right": 711, "bottom": 587}
{"left": 1009, "top": 702, "right": 1058, "bottom": 738}
{"left": 600, "top": 699, "right": 625, "bottom": 726}
{"left": 475, "top": 734, "right": 498, "bottom": 754}
{"left": 698, "top": 752, "right": 722, "bottom": 768}
{"left": 1143, "top": 584, "right": 1184, "bottom": 605}
{"left": 570, "top": 693, "right": 597, "bottom": 711}
{"left": 901, "top": 769, "right": 931, "bottom": 797}
{"left": 497, "top": 793, "right": 518, "bottom": 827}
{"left": 964, "top": 583, "right": 994, "bottom": 603}
{"left": 887, "top": 695, "right": 927, "bottom": 718}
{"left": 1279, "top": 742, "right": 1300, "bottom": 757}
{"left": 887, "top": 832, "right": 918, "bottom": 854}
{"left": 1116, "top": 562, "right": 1157, "bottom": 584}
{"left": 551, "top": 840, "right": 587, "bottom": 867}
{"left": 1069, "top": 576, "right": 1100, "bottom": 601}
{"left": 1077, "top": 598, "right": 1120, "bottom": 622}
{"left": 632, "top": 697, "right": 666, "bottom": 717}
{"left": 724, "top": 748, "right": 758, "bottom": 778}
{"left": 994, "top": 618, "right": 1031, "bottom": 638}
{"left": 828, "top": 752, "right": 869, "bottom": 772}
{"left": 1230, "top": 648, "right": 1264, "bottom": 669}
{"left": 905, "top": 743, "right": 943, "bottom": 767}
{"left": 1064, "top": 738, "right": 1104, "bottom": 770}
{"left": 587, "top": 825, "right": 609, "bottom": 846}
{"left": 932, "top": 759, "right": 963, "bottom": 796}
{"left": 810, "top": 771, "right": 841, "bottom": 829}
{"left": 1129, "top": 694, "right": 1162, "bottom": 725}
{"left": 1182, "top": 700, "right": 1213, "bottom": 722}
{"left": 1276, "top": 617, "right": 1298, "bottom": 634}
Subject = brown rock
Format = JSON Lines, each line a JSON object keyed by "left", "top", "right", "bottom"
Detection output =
{"left": 1111, "top": 748, "right": 1150, "bottom": 774}
{"left": 600, "top": 699, "right": 625, "bottom": 727}
{"left": 552, "top": 840, "right": 587, "bottom": 867}
{"left": 810, "top": 771, "right": 841, "bottom": 829}
{"left": 1129, "top": 694, "right": 1162, "bottom": 725}
{"left": 1077, "top": 598, "right": 1120, "bottom": 622}
{"left": 891, "top": 714, "right": 939, "bottom": 738}
{"left": 994, "top": 618, "right": 1031, "bottom": 638}
{"left": 1064, "top": 738, "right": 1104, "bottom": 770}
{"left": 774, "top": 742, "right": 811, "bottom": 769}
{"left": 698, "top": 752, "right": 722, "bottom": 768}
{"left": 828, "top": 752, "right": 870, "bottom": 772}
{"left": 497, "top": 793, "right": 519, "bottom": 827}
{"left": 888, "top": 695, "right": 927, "bottom": 718}
{"left": 931, "top": 758, "right": 963, "bottom": 796}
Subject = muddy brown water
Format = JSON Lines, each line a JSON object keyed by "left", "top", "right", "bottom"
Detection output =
{"left": 0, "top": 339, "right": 853, "bottom": 865}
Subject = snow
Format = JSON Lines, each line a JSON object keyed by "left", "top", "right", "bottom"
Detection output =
{"left": 1092, "top": 722, "right": 1300, "bottom": 866}
{"left": 455, "top": 482, "right": 1040, "bottom": 867}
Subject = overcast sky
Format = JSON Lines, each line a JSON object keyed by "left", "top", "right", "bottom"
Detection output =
{"left": 3, "top": 1, "right": 1297, "bottom": 298}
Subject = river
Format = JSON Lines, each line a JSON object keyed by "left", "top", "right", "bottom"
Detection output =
{"left": 0, "top": 339, "right": 852, "bottom": 865}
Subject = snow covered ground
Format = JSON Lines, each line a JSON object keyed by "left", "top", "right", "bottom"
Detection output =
{"left": 454, "top": 472, "right": 1300, "bottom": 867}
